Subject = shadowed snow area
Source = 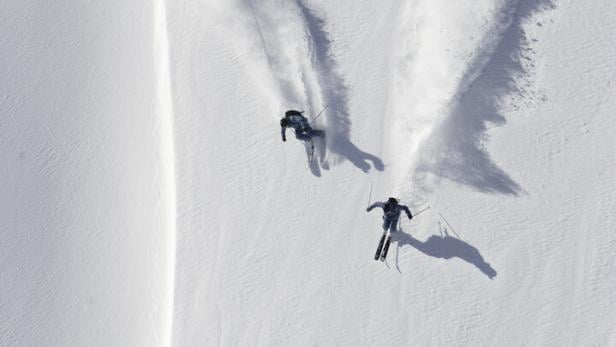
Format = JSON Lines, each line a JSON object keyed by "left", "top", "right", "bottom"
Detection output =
{"left": 393, "top": 225, "right": 497, "bottom": 279}
{"left": 415, "top": 0, "right": 556, "bottom": 196}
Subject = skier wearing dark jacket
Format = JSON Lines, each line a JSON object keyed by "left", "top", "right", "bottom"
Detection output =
{"left": 280, "top": 110, "right": 324, "bottom": 142}
{"left": 367, "top": 197, "right": 413, "bottom": 233}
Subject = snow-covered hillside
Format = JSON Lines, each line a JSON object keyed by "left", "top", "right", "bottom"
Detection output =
{"left": 3, "top": 0, "right": 616, "bottom": 345}
{"left": 1, "top": 1, "right": 175, "bottom": 345}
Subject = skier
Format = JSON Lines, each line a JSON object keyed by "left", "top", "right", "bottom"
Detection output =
{"left": 280, "top": 110, "right": 324, "bottom": 142}
{"left": 367, "top": 197, "right": 413, "bottom": 232}
{"left": 366, "top": 197, "right": 413, "bottom": 261}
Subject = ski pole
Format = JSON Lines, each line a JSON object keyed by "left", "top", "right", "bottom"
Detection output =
{"left": 311, "top": 105, "right": 328, "bottom": 123}
{"left": 400, "top": 206, "right": 429, "bottom": 228}
{"left": 367, "top": 182, "right": 373, "bottom": 208}
{"left": 413, "top": 206, "right": 430, "bottom": 217}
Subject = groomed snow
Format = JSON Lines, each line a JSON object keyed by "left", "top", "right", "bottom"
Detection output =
{"left": 1, "top": 1, "right": 175, "bottom": 345}
{"left": 2, "top": 0, "right": 616, "bottom": 346}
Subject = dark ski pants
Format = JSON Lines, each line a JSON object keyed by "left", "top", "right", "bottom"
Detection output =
{"left": 382, "top": 217, "right": 398, "bottom": 233}
{"left": 295, "top": 128, "right": 324, "bottom": 142}
{"left": 295, "top": 131, "right": 312, "bottom": 141}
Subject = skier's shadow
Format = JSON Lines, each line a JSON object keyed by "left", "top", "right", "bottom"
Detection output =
{"left": 298, "top": 2, "right": 384, "bottom": 175}
{"left": 326, "top": 135, "right": 384, "bottom": 173}
{"left": 393, "top": 224, "right": 497, "bottom": 279}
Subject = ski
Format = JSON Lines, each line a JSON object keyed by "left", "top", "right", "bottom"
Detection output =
{"left": 374, "top": 233, "right": 386, "bottom": 260}
{"left": 380, "top": 235, "right": 392, "bottom": 261}
{"left": 304, "top": 139, "right": 315, "bottom": 164}
{"left": 309, "top": 139, "right": 315, "bottom": 161}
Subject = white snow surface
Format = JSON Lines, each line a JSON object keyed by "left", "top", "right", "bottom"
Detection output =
{"left": 2, "top": 0, "right": 616, "bottom": 346}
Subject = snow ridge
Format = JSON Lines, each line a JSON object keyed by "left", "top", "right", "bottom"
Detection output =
{"left": 154, "top": 1, "right": 177, "bottom": 345}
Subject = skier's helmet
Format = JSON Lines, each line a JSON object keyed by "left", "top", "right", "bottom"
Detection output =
{"left": 280, "top": 118, "right": 289, "bottom": 127}
{"left": 285, "top": 110, "right": 301, "bottom": 117}
{"left": 384, "top": 197, "right": 398, "bottom": 213}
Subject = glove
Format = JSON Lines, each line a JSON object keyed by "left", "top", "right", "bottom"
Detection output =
{"left": 366, "top": 207, "right": 370, "bottom": 212}
{"left": 283, "top": 137, "right": 286, "bottom": 142}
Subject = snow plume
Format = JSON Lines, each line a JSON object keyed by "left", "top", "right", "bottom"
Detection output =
{"left": 386, "top": 0, "right": 525, "bottom": 199}
{"left": 242, "top": 0, "right": 325, "bottom": 114}
{"left": 414, "top": 0, "right": 554, "bottom": 196}
{"left": 173, "top": 0, "right": 291, "bottom": 109}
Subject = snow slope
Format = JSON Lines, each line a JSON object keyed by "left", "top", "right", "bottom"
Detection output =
{"left": 1, "top": 0, "right": 175, "bottom": 345}
{"left": 168, "top": 0, "right": 616, "bottom": 345}
{"left": 3, "top": 0, "right": 616, "bottom": 346}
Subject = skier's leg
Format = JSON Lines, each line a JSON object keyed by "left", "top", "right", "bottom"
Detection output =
{"left": 381, "top": 234, "right": 392, "bottom": 260}
{"left": 383, "top": 218, "right": 395, "bottom": 234}
{"left": 311, "top": 129, "right": 325, "bottom": 138}
{"left": 378, "top": 218, "right": 394, "bottom": 260}
{"left": 382, "top": 217, "right": 390, "bottom": 232}
{"left": 389, "top": 217, "right": 399, "bottom": 233}
{"left": 374, "top": 232, "right": 386, "bottom": 260}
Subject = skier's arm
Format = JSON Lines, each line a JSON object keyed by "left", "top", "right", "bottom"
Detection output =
{"left": 366, "top": 202, "right": 384, "bottom": 212}
{"left": 281, "top": 126, "right": 287, "bottom": 141}
{"left": 401, "top": 205, "right": 413, "bottom": 220}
